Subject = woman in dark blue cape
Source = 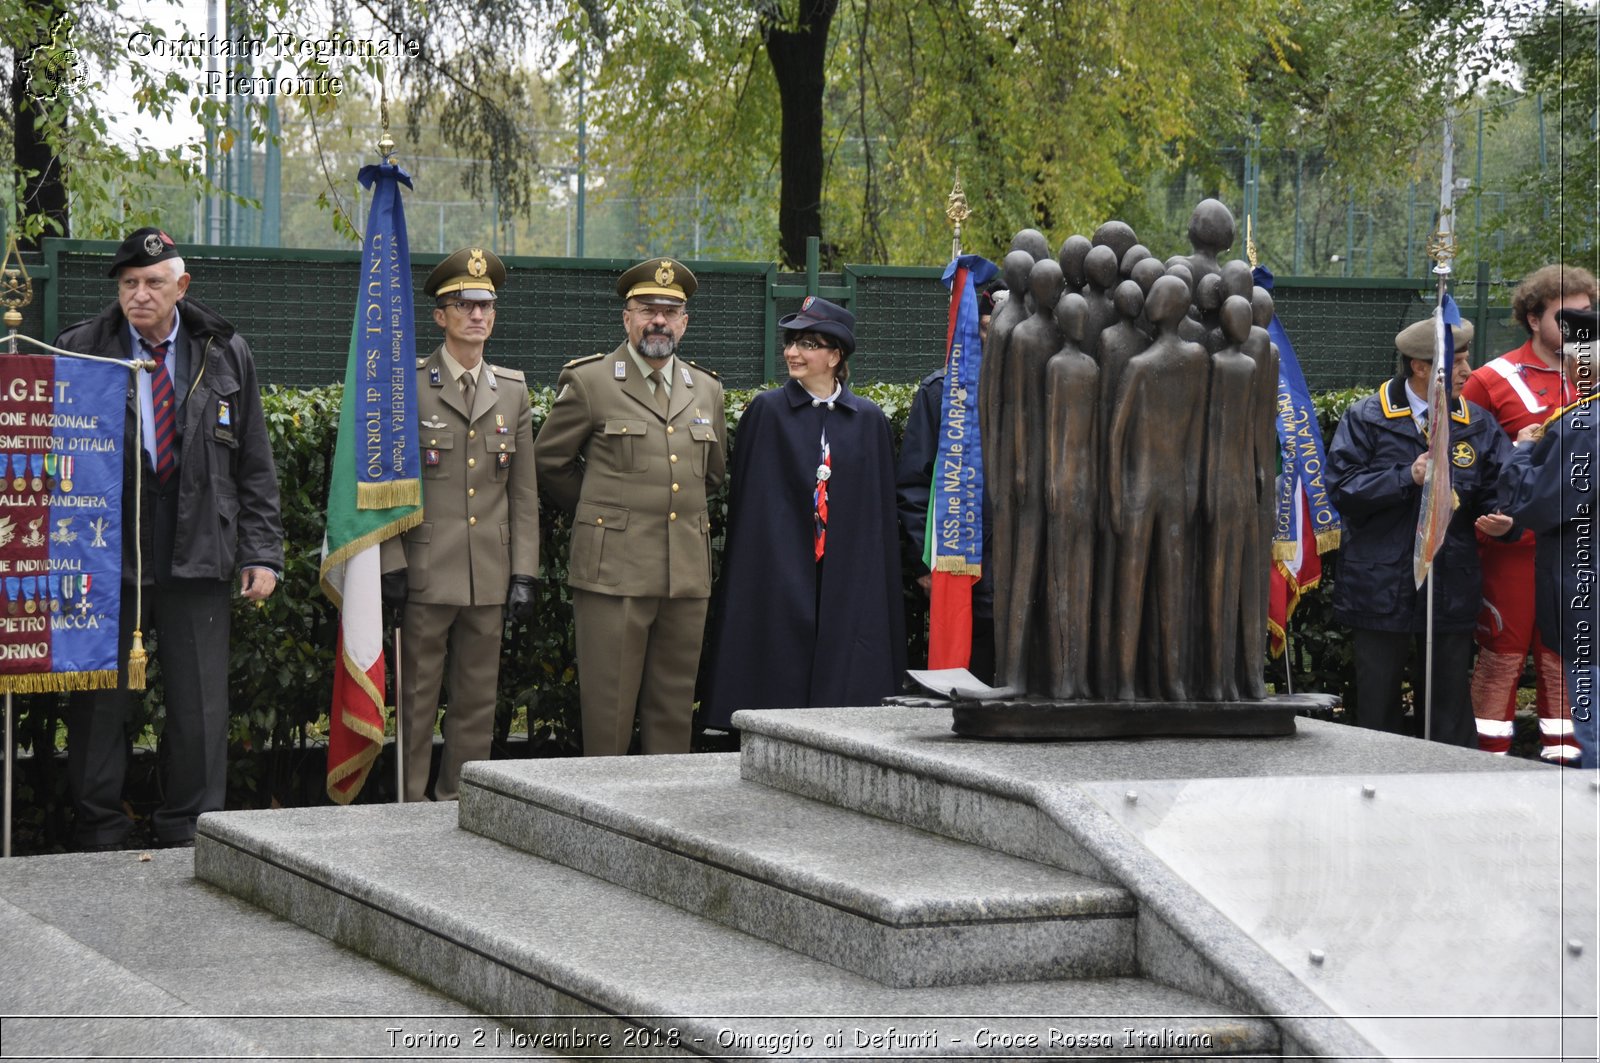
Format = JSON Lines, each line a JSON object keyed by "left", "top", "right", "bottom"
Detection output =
{"left": 704, "top": 298, "right": 906, "bottom": 728}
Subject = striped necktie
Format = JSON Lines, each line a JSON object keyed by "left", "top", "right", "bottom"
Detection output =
{"left": 142, "top": 339, "right": 176, "bottom": 484}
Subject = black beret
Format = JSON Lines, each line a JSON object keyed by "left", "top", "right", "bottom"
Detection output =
{"left": 107, "top": 227, "right": 180, "bottom": 277}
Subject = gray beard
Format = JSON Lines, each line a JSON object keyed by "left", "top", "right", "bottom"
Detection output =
{"left": 639, "top": 332, "right": 677, "bottom": 360}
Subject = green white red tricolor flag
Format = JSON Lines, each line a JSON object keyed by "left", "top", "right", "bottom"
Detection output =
{"left": 318, "top": 161, "right": 422, "bottom": 804}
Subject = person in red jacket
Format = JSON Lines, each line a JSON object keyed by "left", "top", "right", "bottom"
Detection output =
{"left": 1461, "top": 263, "right": 1597, "bottom": 762}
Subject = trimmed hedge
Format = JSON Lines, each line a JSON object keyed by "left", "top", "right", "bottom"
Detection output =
{"left": 10, "top": 380, "right": 1371, "bottom": 851}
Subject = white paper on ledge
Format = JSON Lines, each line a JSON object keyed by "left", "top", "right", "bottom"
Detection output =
{"left": 906, "top": 668, "right": 1015, "bottom": 701}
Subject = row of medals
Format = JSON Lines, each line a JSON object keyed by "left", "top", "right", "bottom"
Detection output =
{"left": 4, "top": 574, "right": 90, "bottom": 615}
{"left": 7, "top": 454, "right": 76, "bottom": 493}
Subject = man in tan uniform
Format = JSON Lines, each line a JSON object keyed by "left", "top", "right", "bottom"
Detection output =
{"left": 382, "top": 247, "right": 539, "bottom": 799}
{"left": 535, "top": 257, "right": 727, "bottom": 756}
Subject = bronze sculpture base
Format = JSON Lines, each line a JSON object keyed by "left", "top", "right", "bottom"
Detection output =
{"left": 935, "top": 694, "right": 1337, "bottom": 741}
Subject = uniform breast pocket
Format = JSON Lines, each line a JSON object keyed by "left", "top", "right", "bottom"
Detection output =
{"left": 571, "top": 501, "right": 629, "bottom": 586}
{"left": 487, "top": 430, "right": 517, "bottom": 481}
{"left": 605, "top": 419, "right": 649, "bottom": 473}
{"left": 688, "top": 423, "right": 717, "bottom": 478}
{"left": 421, "top": 432, "right": 455, "bottom": 478}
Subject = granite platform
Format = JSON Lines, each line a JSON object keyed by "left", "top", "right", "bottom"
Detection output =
{"left": 3, "top": 705, "right": 1594, "bottom": 1062}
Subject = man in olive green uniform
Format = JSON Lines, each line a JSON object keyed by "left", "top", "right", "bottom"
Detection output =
{"left": 382, "top": 247, "right": 539, "bottom": 799}
{"left": 535, "top": 258, "right": 727, "bottom": 756}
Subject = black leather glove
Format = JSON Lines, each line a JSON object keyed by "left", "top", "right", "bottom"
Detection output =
{"left": 506, "top": 574, "right": 537, "bottom": 623}
{"left": 381, "top": 569, "right": 408, "bottom": 609}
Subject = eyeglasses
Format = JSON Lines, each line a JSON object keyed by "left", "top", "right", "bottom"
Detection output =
{"left": 786, "top": 336, "right": 838, "bottom": 352}
{"left": 629, "top": 303, "right": 684, "bottom": 321}
{"left": 443, "top": 300, "right": 496, "bottom": 315}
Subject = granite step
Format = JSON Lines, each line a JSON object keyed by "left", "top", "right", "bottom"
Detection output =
{"left": 195, "top": 802, "right": 1279, "bottom": 1060}
{"left": 458, "top": 754, "right": 1135, "bottom": 988}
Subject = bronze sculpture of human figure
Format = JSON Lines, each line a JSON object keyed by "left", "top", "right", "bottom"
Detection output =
{"left": 1199, "top": 295, "right": 1259, "bottom": 701}
{"left": 981, "top": 248, "right": 1038, "bottom": 687}
{"left": 1058, "top": 235, "right": 1090, "bottom": 297}
{"left": 1080, "top": 244, "right": 1120, "bottom": 360}
{"left": 1092, "top": 279, "right": 1151, "bottom": 695}
{"left": 1237, "top": 284, "right": 1280, "bottom": 699}
{"left": 1107, "top": 274, "right": 1209, "bottom": 700}
{"left": 1044, "top": 291, "right": 1099, "bottom": 699}
{"left": 999, "top": 258, "right": 1065, "bottom": 691}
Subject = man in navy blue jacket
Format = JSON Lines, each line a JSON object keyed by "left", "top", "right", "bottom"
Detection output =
{"left": 1501, "top": 306, "right": 1600, "bottom": 767}
{"left": 1327, "top": 317, "right": 1514, "bottom": 745}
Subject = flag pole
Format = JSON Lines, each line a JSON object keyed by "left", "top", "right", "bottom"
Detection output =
{"left": 1424, "top": 110, "right": 1458, "bottom": 742}
{"left": 374, "top": 97, "right": 409, "bottom": 805}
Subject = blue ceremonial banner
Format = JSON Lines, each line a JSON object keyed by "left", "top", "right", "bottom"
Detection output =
{"left": 354, "top": 162, "right": 421, "bottom": 510}
{"left": 1255, "top": 266, "right": 1341, "bottom": 557}
{"left": 0, "top": 354, "right": 127, "bottom": 692}
{"left": 930, "top": 254, "right": 998, "bottom": 577}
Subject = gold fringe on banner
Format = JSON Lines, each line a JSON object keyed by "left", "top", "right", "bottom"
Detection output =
{"left": 357, "top": 479, "right": 421, "bottom": 510}
{"left": 127, "top": 629, "right": 149, "bottom": 690}
{"left": 933, "top": 557, "right": 983, "bottom": 577}
{"left": 1315, "top": 528, "right": 1342, "bottom": 553}
{"left": 0, "top": 669, "right": 120, "bottom": 694}
{"left": 1272, "top": 540, "right": 1296, "bottom": 561}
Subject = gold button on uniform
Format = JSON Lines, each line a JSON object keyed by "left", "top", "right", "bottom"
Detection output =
{"left": 468, "top": 457, "right": 477, "bottom": 468}
{"left": 469, "top": 429, "right": 476, "bottom": 439}
{"left": 499, "top": 443, "right": 507, "bottom": 451}
{"left": 670, "top": 454, "right": 678, "bottom": 463}
{"left": 468, "top": 488, "right": 476, "bottom": 498}
{"left": 669, "top": 512, "right": 678, "bottom": 521}
{"left": 429, "top": 438, "right": 437, "bottom": 446}
{"left": 596, "top": 517, "right": 604, "bottom": 526}
{"left": 469, "top": 516, "right": 478, "bottom": 526}
{"left": 666, "top": 426, "right": 675, "bottom": 435}
{"left": 672, "top": 483, "right": 680, "bottom": 492}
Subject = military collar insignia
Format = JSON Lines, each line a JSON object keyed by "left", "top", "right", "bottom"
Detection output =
{"left": 430, "top": 366, "right": 442, "bottom": 386}
{"left": 615, "top": 360, "right": 627, "bottom": 380}
{"left": 681, "top": 365, "right": 693, "bottom": 388}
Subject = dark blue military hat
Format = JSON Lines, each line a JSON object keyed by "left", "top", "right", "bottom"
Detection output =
{"left": 779, "top": 295, "right": 856, "bottom": 357}
{"left": 107, "top": 227, "right": 180, "bottom": 277}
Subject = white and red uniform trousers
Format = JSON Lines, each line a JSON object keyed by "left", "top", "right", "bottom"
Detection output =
{"left": 1461, "top": 341, "right": 1579, "bottom": 763}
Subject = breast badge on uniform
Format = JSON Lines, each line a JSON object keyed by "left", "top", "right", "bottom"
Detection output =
{"left": 496, "top": 452, "right": 512, "bottom": 469}
{"left": 425, "top": 449, "right": 441, "bottom": 467}
{"left": 1451, "top": 440, "right": 1476, "bottom": 468}
{"left": 216, "top": 400, "right": 231, "bottom": 426}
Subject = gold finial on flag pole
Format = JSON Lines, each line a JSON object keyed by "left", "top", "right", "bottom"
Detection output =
{"left": 0, "top": 231, "right": 34, "bottom": 339}
{"left": 377, "top": 77, "right": 396, "bottom": 164}
{"left": 946, "top": 178, "right": 971, "bottom": 261}
{"left": 1246, "top": 216, "right": 1258, "bottom": 270}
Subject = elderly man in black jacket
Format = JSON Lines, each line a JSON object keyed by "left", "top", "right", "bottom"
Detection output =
{"left": 55, "top": 228, "right": 283, "bottom": 850}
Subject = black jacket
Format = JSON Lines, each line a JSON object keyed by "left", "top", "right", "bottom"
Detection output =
{"left": 55, "top": 297, "right": 283, "bottom": 582}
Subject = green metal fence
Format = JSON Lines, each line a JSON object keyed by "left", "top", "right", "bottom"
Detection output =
{"left": 17, "top": 238, "right": 1527, "bottom": 393}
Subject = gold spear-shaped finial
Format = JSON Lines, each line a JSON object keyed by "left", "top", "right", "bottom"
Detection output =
{"left": 0, "top": 230, "right": 35, "bottom": 337}
{"left": 377, "top": 78, "right": 396, "bottom": 163}
{"left": 1246, "top": 216, "right": 1258, "bottom": 270}
{"left": 946, "top": 177, "right": 971, "bottom": 261}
